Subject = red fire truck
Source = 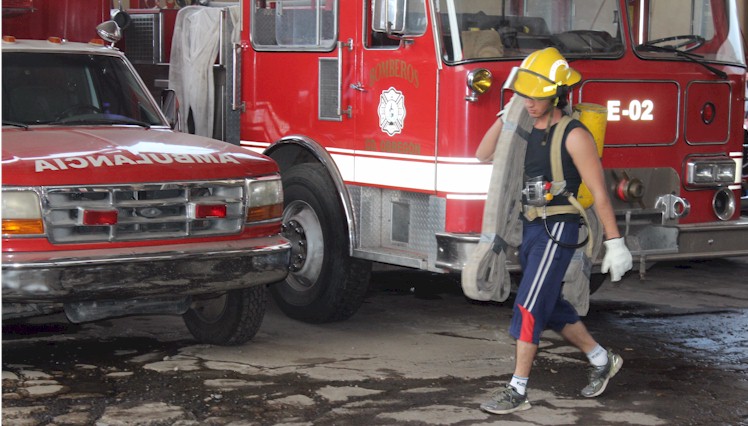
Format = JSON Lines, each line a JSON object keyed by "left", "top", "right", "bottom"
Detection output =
{"left": 1, "top": 3, "right": 290, "bottom": 345}
{"left": 69, "top": 0, "right": 748, "bottom": 323}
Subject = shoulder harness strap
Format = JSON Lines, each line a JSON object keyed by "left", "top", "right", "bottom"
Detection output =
{"left": 525, "top": 114, "right": 594, "bottom": 256}
{"left": 552, "top": 114, "right": 593, "bottom": 256}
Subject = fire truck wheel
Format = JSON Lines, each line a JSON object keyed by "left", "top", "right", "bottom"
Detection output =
{"left": 182, "top": 286, "right": 267, "bottom": 346}
{"left": 272, "top": 162, "right": 372, "bottom": 323}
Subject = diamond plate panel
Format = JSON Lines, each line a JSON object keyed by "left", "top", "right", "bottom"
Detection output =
{"left": 353, "top": 185, "right": 446, "bottom": 269}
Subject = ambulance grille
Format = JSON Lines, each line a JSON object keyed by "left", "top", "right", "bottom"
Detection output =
{"left": 42, "top": 181, "right": 246, "bottom": 244}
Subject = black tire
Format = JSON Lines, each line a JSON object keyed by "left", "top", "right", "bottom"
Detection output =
{"left": 271, "top": 163, "right": 372, "bottom": 323}
{"left": 182, "top": 285, "right": 266, "bottom": 346}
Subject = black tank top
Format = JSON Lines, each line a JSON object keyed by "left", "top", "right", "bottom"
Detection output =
{"left": 524, "top": 117, "right": 587, "bottom": 222}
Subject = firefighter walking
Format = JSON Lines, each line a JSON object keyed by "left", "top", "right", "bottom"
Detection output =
{"left": 475, "top": 47, "right": 633, "bottom": 415}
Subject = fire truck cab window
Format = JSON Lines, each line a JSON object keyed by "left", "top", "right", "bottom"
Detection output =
{"left": 370, "top": 0, "right": 427, "bottom": 40}
{"left": 438, "top": 0, "right": 624, "bottom": 63}
{"left": 365, "top": 0, "right": 423, "bottom": 48}
{"left": 252, "top": 0, "right": 337, "bottom": 51}
{"left": 628, "top": 0, "right": 745, "bottom": 67}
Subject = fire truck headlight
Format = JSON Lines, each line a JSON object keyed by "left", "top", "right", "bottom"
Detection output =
{"left": 715, "top": 163, "right": 736, "bottom": 183}
{"left": 2, "top": 190, "right": 45, "bottom": 235}
{"left": 686, "top": 157, "right": 737, "bottom": 187}
{"left": 466, "top": 68, "right": 493, "bottom": 102}
{"left": 246, "top": 177, "right": 284, "bottom": 223}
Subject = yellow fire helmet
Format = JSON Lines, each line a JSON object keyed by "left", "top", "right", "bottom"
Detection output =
{"left": 507, "top": 47, "right": 582, "bottom": 99}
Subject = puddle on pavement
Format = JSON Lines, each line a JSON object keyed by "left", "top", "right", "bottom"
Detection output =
{"left": 587, "top": 301, "right": 748, "bottom": 373}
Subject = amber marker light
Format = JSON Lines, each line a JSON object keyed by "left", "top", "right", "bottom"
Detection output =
{"left": 2, "top": 219, "right": 44, "bottom": 235}
{"left": 247, "top": 203, "right": 284, "bottom": 222}
{"left": 466, "top": 68, "right": 493, "bottom": 102}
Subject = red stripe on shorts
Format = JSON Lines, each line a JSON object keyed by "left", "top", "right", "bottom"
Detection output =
{"left": 518, "top": 304, "right": 535, "bottom": 343}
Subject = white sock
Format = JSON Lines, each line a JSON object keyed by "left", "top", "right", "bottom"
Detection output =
{"left": 587, "top": 344, "right": 608, "bottom": 367}
{"left": 509, "top": 375, "right": 528, "bottom": 395}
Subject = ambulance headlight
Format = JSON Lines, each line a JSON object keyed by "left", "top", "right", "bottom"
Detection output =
{"left": 246, "top": 176, "right": 284, "bottom": 223}
{"left": 2, "top": 190, "right": 45, "bottom": 235}
{"left": 686, "top": 156, "right": 738, "bottom": 187}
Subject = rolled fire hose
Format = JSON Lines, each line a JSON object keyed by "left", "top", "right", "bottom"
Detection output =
{"left": 461, "top": 95, "right": 531, "bottom": 302}
{"left": 560, "top": 103, "right": 607, "bottom": 315}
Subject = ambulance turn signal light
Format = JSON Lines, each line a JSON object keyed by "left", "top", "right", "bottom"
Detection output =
{"left": 2, "top": 219, "right": 44, "bottom": 235}
{"left": 3, "top": 35, "right": 17, "bottom": 43}
{"left": 247, "top": 203, "right": 283, "bottom": 223}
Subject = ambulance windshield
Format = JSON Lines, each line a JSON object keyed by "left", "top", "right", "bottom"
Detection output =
{"left": 438, "top": 0, "right": 625, "bottom": 62}
{"left": 2, "top": 52, "right": 164, "bottom": 127}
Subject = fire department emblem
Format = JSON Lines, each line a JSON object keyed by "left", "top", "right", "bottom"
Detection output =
{"left": 378, "top": 87, "right": 406, "bottom": 136}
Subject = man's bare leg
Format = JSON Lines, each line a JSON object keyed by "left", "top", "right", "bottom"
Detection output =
{"left": 514, "top": 339, "right": 538, "bottom": 377}
{"left": 560, "top": 321, "right": 598, "bottom": 353}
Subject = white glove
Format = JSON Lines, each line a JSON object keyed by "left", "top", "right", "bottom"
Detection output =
{"left": 601, "top": 237, "right": 633, "bottom": 282}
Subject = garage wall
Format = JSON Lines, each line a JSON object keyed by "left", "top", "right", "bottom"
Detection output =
{"left": 740, "top": 1, "right": 748, "bottom": 54}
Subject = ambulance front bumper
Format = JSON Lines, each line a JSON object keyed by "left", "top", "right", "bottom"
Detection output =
{"left": 2, "top": 236, "right": 291, "bottom": 304}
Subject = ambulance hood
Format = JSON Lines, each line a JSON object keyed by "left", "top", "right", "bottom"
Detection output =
{"left": 2, "top": 127, "right": 278, "bottom": 186}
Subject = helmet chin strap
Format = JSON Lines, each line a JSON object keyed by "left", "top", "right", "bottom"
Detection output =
{"left": 539, "top": 98, "right": 558, "bottom": 146}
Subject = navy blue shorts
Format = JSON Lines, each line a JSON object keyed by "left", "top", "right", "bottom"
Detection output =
{"left": 509, "top": 220, "right": 581, "bottom": 344}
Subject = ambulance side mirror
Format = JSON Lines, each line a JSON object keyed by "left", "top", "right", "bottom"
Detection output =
{"left": 372, "top": 0, "right": 406, "bottom": 35}
{"left": 161, "top": 89, "right": 178, "bottom": 129}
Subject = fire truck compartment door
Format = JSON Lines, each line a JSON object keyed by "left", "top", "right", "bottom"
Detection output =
{"left": 579, "top": 80, "right": 679, "bottom": 146}
{"left": 684, "top": 81, "right": 731, "bottom": 145}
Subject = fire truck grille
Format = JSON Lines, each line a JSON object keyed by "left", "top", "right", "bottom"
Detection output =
{"left": 43, "top": 181, "right": 246, "bottom": 244}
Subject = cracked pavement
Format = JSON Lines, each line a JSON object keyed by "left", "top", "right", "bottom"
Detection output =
{"left": 3, "top": 258, "right": 748, "bottom": 425}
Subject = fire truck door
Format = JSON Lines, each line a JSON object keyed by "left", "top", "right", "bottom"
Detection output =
{"left": 353, "top": 0, "right": 438, "bottom": 192}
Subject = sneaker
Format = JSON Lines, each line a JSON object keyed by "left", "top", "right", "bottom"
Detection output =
{"left": 581, "top": 350, "right": 623, "bottom": 398}
{"left": 480, "top": 384, "right": 531, "bottom": 415}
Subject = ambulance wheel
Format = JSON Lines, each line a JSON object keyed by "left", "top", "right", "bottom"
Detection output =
{"left": 272, "top": 162, "right": 372, "bottom": 323}
{"left": 182, "top": 286, "right": 266, "bottom": 346}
